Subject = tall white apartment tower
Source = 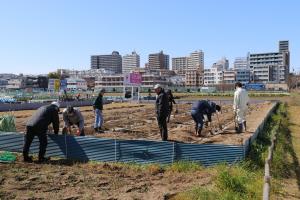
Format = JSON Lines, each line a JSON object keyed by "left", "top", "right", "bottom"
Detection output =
{"left": 122, "top": 51, "right": 140, "bottom": 74}
{"left": 188, "top": 50, "right": 204, "bottom": 71}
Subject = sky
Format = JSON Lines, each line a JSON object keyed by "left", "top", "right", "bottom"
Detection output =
{"left": 0, "top": 0, "right": 300, "bottom": 74}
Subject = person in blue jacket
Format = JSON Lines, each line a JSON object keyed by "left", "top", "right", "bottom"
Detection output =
{"left": 191, "top": 100, "right": 221, "bottom": 137}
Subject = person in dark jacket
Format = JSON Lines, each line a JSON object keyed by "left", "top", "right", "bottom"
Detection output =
{"left": 191, "top": 100, "right": 221, "bottom": 137}
{"left": 93, "top": 89, "right": 105, "bottom": 133}
{"left": 23, "top": 102, "right": 60, "bottom": 162}
{"left": 166, "top": 89, "right": 176, "bottom": 123}
{"left": 154, "top": 84, "right": 169, "bottom": 141}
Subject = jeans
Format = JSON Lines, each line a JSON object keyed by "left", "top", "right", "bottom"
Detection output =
{"left": 23, "top": 126, "right": 48, "bottom": 159}
{"left": 94, "top": 109, "right": 103, "bottom": 128}
{"left": 191, "top": 110, "right": 204, "bottom": 130}
{"left": 157, "top": 116, "right": 168, "bottom": 141}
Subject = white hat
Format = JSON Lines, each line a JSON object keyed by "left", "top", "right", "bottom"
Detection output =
{"left": 154, "top": 84, "right": 161, "bottom": 89}
{"left": 51, "top": 101, "right": 60, "bottom": 108}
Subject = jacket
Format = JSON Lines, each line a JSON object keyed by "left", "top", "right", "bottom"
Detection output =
{"left": 233, "top": 87, "right": 249, "bottom": 111}
{"left": 155, "top": 89, "right": 169, "bottom": 119}
{"left": 191, "top": 100, "right": 216, "bottom": 122}
{"left": 93, "top": 95, "right": 103, "bottom": 110}
{"left": 62, "top": 108, "right": 84, "bottom": 127}
{"left": 26, "top": 104, "right": 59, "bottom": 134}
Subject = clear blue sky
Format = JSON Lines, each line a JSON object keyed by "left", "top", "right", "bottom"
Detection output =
{"left": 1, "top": 0, "right": 299, "bottom": 74}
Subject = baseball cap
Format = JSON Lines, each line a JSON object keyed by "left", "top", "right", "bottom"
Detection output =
{"left": 51, "top": 101, "right": 60, "bottom": 108}
{"left": 154, "top": 84, "right": 161, "bottom": 89}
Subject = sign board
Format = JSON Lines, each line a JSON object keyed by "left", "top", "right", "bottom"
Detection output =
{"left": 60, "top": 79, "right": 67, "bottom": 91}
{"left": 124, "top": 72, "right": 142, "bottom": 86}
{"left": 54, "top": 79, "right": 60, "bottom": 92}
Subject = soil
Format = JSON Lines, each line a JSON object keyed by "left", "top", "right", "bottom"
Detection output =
{"left": 0, "top": 156, "right": 213, "bottom": 200}
{"left": 1, "top": 101, "right": 275, "bottom": 145}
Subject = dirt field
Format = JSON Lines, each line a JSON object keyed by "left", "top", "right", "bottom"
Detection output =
{"left": 0, "top": 156, "right": 213, "bottom": 200}
{"left": 2, "top": 101, "right": 275, "bottom": 145}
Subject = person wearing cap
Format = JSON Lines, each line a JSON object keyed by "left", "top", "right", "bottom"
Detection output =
{"left": 93, "top": 88, "right": 105, "bottom": 133}
{"left": 23, "top": 102, "right": 60, "bottom": 163}
{"left": 62, "top": 106, "right": 85, "bottom": 136}
{"left": 233, "top": 82, "right": 249, "bottom": 133}
{"left": 191, "top": 100, "right": 221, "bottom": 137}
{"left": 154, "top": 84, "right": 169, "bottom": 141}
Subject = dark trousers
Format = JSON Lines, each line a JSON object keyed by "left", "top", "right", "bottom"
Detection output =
{"left": 191, "top": 110, "right": 204, "bottom": 130}
{"left": 157, "top": 116, "right": 168, "bottom": 141}
{"left": 23, "top": 126, "right": 48, "bottom": 159}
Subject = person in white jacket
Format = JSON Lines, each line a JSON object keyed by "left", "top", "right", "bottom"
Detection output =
{"left": 233, "top": 82, "right": 249, "bottom": 133}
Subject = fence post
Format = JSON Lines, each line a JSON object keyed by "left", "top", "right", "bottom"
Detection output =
{"left": 114, "top": 139, "right": 117, "bottom": 162}
{"left": 172, "top": 142, "right": 175, "bottom": 163}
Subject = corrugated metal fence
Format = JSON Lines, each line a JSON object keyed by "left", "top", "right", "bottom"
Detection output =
{"left": 0, "top": 132, "right": 244, "bottom": 166}
{"left": 0, "top": 102, "right": 278, "bottom": 166}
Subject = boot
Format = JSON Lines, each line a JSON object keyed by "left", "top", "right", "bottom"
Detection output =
{"left": 23, "top": 155, "right": 33, "bottom": 163}
{"left": 38, "top": 157, "right": 50, "bottom": 163}
{"left": 197, "top": 128, "right": 202, "bottom": 137}
{"left": 236, "top": 123, "right": 243, "bottom": 134}
{"left": 98, "top": 127, "right": 104, "bottom": 133}
{"left": 94, "top": 127, "right": 99, "bottom": 132}
{"left": 243, "top": 121, "right": 247, "bottom": 131}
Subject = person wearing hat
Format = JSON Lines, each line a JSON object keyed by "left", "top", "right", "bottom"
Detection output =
{"left": 93, "top": 88, "right": 105, "bottom": 133}
{"left": 191, "top": 100, "right": 221, "bottom": 137}
{"left": 23, "top": 101, "right": 60, "bottom": 163}
{"left": 154, "top": 84, "right": 169, "bottom": 141}
{"left": 62, "top": 106, "right": 85, "bottom": 136}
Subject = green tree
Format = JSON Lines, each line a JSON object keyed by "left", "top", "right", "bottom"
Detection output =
{"left": 48, "top": 72, "right": 61, "bottom": 79}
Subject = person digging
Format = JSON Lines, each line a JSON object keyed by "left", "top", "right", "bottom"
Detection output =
{"left": 62, "top": 106, "right": 85, "bottom": 136}
{"left": 23, "top": 101, "right": 60, "bottom": 163}
{"left": 190, "top": 100, "right": 221, "bottom": 137}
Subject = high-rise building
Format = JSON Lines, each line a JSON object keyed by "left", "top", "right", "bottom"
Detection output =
{"left": 91, "top": 51, "right": 122, "bottom": 74}
{"left": 279, "top": 40, "right": 289, "bottom": 52}
{"left": 122, "top": 51, "right": 140, "bottom": 74}
{"left": 172, "top": 50, "right": 204, "bottom": 75}
{"left": 148, "top": 51, "right": 169, "bottom": 71}
{"left": 233, "top": 57, "right": 249, "bottom": 70}
{"left": 212, "top": 57, "right": 229, "bottom": 71}
{"left": 172, "top": 57, "right": 188, "bottom": 75}
{"left": 188, "top": 50, "right": 204, "bottom": 71}
{"left": 249, "top": 41, "right": 290, "bottom": 83}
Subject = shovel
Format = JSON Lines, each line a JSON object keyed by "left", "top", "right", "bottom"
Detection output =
{"left": 175, "top": 104, "right": 179, "bottom": 114}
{"left": 216, "top": 112, "right": 222, "bottom": 130}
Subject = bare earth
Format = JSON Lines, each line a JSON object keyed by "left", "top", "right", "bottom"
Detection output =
{"left": 2, "top": 101, "right": 275, "bottom": 145}
{"left": 0, "top": 101, "right": 276, "bottom": 199}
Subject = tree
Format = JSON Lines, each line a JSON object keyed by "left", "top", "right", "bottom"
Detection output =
{"left": 48, "top": 72, "right": 61, "bottom": 79}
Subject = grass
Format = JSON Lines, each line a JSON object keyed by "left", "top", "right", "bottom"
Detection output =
{"left": 171, "top": 164, "right": 263, "bottom": 200}
{"left": 170, "top": 102, "right": 289, "bottom": 200}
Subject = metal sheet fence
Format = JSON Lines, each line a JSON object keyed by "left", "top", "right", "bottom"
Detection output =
{"left": 0, "top": 132, "right": 244, "bottom": 166}
{"left": 0, "top": 102, "right": 278, "bottom": 166}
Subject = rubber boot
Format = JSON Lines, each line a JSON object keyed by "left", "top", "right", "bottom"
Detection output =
{"left": 23, "top": 155, "right": 33, "bottom": 163}
{"left": 98, "top": 127, "right": 104, "bottom": 133}
{"left": 243, "top": 121, "right": 247, "bottom": 131}
{"left": 197, "top": 128, "right": 202, "bottom": 137}
{"left": 237, "top": 123, "right": 243, "bottom": 133}
{"left": 94, "top": 127, "right": 99, "bottom": 132}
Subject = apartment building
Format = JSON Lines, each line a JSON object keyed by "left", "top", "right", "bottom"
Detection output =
{"left": 91, "top": 51, "right": 122, "bottom": 74}
{"left": 122, "top": 51, "right": 140, "bottom": 74}
{"left": 249, "top": 41, "right": 290, "bottom": 83}
{"left": 185, "top": 69, "right": 203, "bottom": 87}
{"left": 148, "top": 51, "right": 169, "bottom": 71}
